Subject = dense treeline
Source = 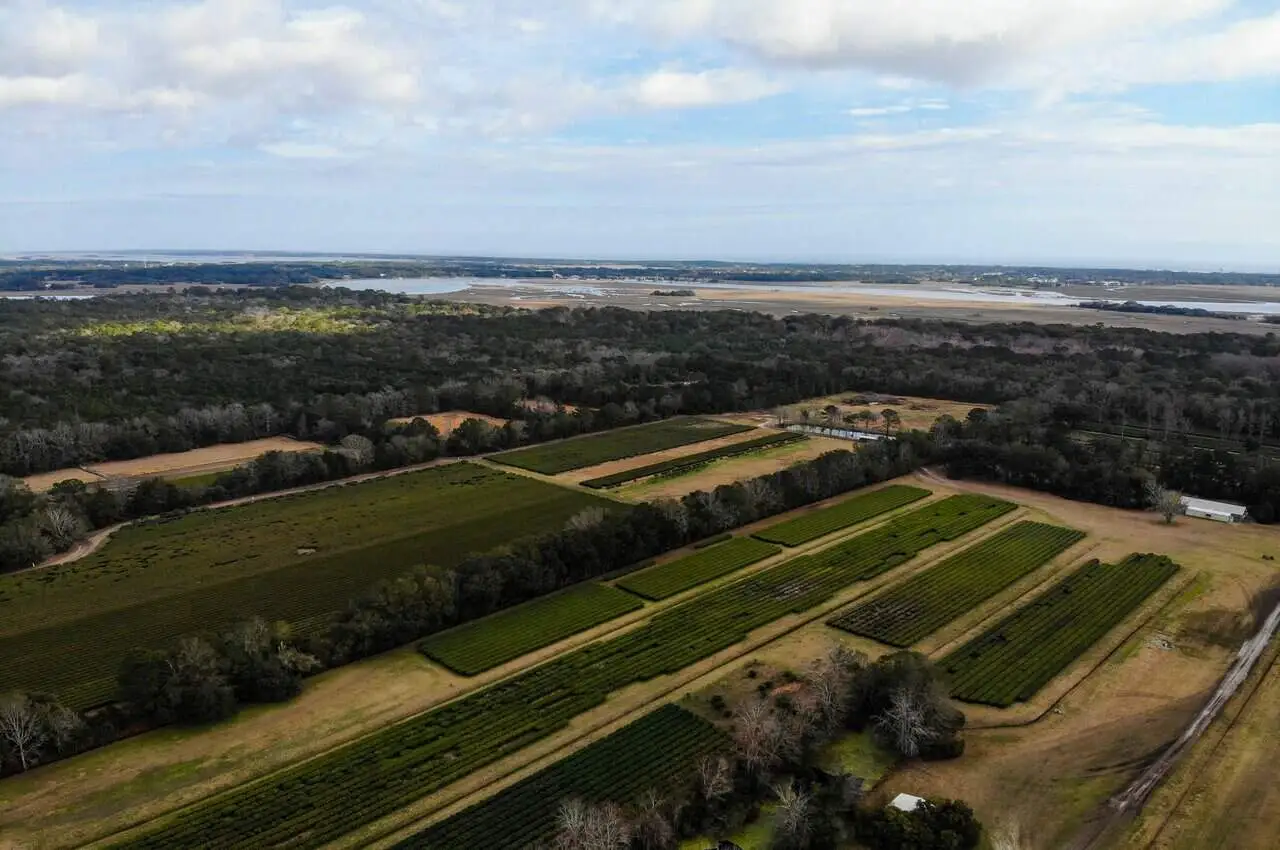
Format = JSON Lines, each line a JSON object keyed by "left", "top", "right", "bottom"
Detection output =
{"left": 1076, "top": 300, "right": 1244, "bottom": 320}
{"left": 0, "top": 442, "right": 925, "bottom": 776}
{"left": 4, "top": 287, "right": 1280, "bottom": 472}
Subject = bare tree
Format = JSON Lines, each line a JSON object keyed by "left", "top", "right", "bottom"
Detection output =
{"left": 555, "top": 799, "right": 590, "bottom": 850}
{"left": 875, "top": 687, "right": 936, "bottom": 757}
{"left": 632, "top": 789, "right": 675, "bottom": 850}
{"left": 40, "top": 505, "right": 86, "bottom": 549}
{"left": 565, "top": 506, "right": 608, "bottom": 532}
{"left": 1144, "top": 481, "right": 1184, "bottom": 524}
{"left": 276, "top": 642, "right": 321, "bottom": 675}
{"left": 0, "top": 693, "right": 47, "bottom": 771}
{"left": 697, "top": 755, "right": 733, "bottom": 801}
{"left": 773, "top": 783, "right": 812, "bottom": 848}
{"left": 339, "top": 434, "right": 375, "bottom": 469}
{"left": 808, "top": 644, "right": 861, "bottom": 731}
{"left": 42, "top": 702, "right": 85, "bottom": 753}
{"left": 733, "top": 699, "right": 781, "bottom": 774}
{"left": 583, "top": 802, "right": 630, "bottom": 850}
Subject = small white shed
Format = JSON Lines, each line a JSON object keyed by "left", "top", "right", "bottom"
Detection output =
{"left": 1180, "top": 496, "right": 1248, "bottom": 523}
{"left": 890, "top": 793, "right": 925, "bottom": 812}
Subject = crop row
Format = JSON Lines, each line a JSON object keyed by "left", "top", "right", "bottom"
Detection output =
{"left": 418, "top": 583, "right": 644, "bottom": 675}
{"left": 579, "top": 431, "right": 806, "bottom": 488}
{"left": 493, "top": 417, "right": 753, "bottom": 475}
{"left": 392, "top": 705, "right": 726, "bottom": 849}
{"left": 0, "top": 464, "right": 611, "bottom": 708}
{"left": 828, "top": 521, "right": 1085, "bottom": 647}
{"left": 616, "top": 537, "right": 781, "bottom": 600}
{"left": 753, "top": 485, "right": 931, "bottom": 546}
{"left": 112, "top": 494, "right": 1009, "bottom": 849}
{"left": 941, "top": 554, "right": 1179, "bottom": 707}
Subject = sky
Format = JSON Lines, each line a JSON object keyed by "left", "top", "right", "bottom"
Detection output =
{"left": 1, "top": 0, "right": 1278, "bottom": 269}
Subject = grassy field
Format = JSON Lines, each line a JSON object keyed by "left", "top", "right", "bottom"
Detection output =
{"left": 753, "top": 484, "right": 931, "bottom": 546}
{"left": 418, "top": 583, "right": 644, "bottom": 675}
{"left": 829, "top": 521, "right": 1085, "bottom": 647}
{"left": 0, "top": 463, "right": 612, "bottom": 708}
{"left": 941, "top": 554, "right": 1180, "bottom": 706}
{"left": 108, "top": 494, "right": 1010, "bottom": 850}
{"left": 616, "top": 537, "right": 780, "bottom": 600}
{"left": 579, "top": 431, "right": 805, "bottom": 488}
{"left": 493, "top": 417, "right": 754, "bottom": 475}
{"left": 391, "top": 705, "right": 725, "bottom": 849}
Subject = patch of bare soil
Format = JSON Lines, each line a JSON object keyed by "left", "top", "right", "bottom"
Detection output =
{"left": 613, "top": 435, "right": 850, "bottom": 500}
{"left": 78, "top": 437, "right": 323, "bottom": 480}
{"left": 387, "top": 410, "right": 509, "bottom": 434}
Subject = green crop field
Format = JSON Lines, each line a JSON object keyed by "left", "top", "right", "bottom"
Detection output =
{"left": 579, "top": 431, "right": 806, "bottom": 488}
{"left": 419, "top": 583, "right": 644, "bottom": 675}
{"left": 617, "top": 537, "right": 780, "bottom": 600}
{"left": 753, "top": 484, "right": 931, "bottom": 546}
{"left": 392, "top": 705, "right": 725, "bottom": 849}
{"left": 493, "top": 417, "right": 754, "bottom": 475}
{"left": 111, "top": 493, "right": 1010, "bottom": 850}
{"left": 942, "top": 554, "right": 1179, "bottom": 707}
{"left": 0, "top": 463, "right": 612, "bottom": 709}
{"left": 828, "top": 521, "right": 1085, "bottom": 647}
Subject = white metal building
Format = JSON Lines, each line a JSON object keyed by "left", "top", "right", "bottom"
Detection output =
{"left": 1180, "top": 496, "right": 1248, "bottom": 523}
{"left": 889, "top": 793, "right": 925, "bottom": 812}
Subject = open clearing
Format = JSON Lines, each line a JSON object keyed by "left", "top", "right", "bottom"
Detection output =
{"left": 556, "top": 425, "right": 772, "bottom": 485}
{"left": 611, "top": 433, "right": 850, "bottom": 500}
{"left": 22, "top": 437, "right": 323, "bottom": 491}
{"left": 386, "top": 410, "right": 508, "bottom": 434}
{"left": 0, "top": 462, "right": 611, "bottom": 708}
{"left": 783, "top": 391, "right": 990, "bottom": 432}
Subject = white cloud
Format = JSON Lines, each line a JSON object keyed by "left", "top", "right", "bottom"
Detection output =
{"left": 259, "top": 141, "right": 350, "bottom": 159}
{"left": 597, "top": 0, "right": 1278, "bottom": 92}
{"left": 631, "top": 68, "right": 784, "bottom": 108}
{"left": 848, "top": 98, "right": 949, "bottom": 117}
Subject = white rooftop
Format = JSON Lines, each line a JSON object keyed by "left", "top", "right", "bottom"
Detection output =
{"left": 890, "top": 793, "right": 925, "bottom": 812}
{"left": 1180, "top": 496, "right": 1248, "bottom": 516}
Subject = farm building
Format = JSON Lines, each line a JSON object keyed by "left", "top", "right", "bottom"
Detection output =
{"left": 786, "top": 424, "right": 887, "bottom": 442}
{"left": 1180, "top": 496, "right": 1248, "bottom": 523}
{"left": 890, "top": 793, "right": 925, "bottom": 812}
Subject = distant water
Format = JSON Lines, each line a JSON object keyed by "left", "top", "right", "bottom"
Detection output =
{"left": 333, "top": 277, "right": 1280, "bottom": 315}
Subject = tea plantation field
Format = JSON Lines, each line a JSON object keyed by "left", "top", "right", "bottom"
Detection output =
{"left": 111, "top": 492, "right": 1019, "bottom": 850}
{"left": 493, "top": 417, "right": 753, "bottom": 475}
{"left": 392, "top": 705, "right": 725, "bottom": 849}
{"left": 753, "top": 484, "right": 930, "bottom": 546}
{"left": 579, "top": 431, "right": 805, "bottom": 488}
{"left": 829, "top": 521, "right": 1085, "bottom": 647}
{"left": 617, "top": 537, "right": 780, "bottom": 600}
{"left": 419, "top": 583, "right": 644, "bottom": 674}
{"left": 0, "top": 463, "right": 613, "bottom": 708}
{"left": 942, "top": 554, "right": 1179, "bottom": 706}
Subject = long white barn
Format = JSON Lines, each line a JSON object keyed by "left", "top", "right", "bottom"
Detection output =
{"left": 1180, "top": 496, "right": 1248, "bottom": 523}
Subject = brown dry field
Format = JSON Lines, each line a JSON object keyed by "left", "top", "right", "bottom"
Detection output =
{"left": 613, "top": 434, "right": 852, "bottom": 500}
{"left": 22, "top": 437, "right": 323, "bottom": 491}
{"left": 438, "top": 282, "right": 1280, "bottom": 336}
{"left": 19, "top": 467, "right": 105, "bottom": 492}
{"left": 785, "top": 392, "right": 990, "bottom": 432}
{"left": 386, "top": 410, "right": 508, "bottom": 434}
{"left": 555, "top": 425, "right": 772, "bottom": 485}
{"left": 1112, "top": 642, "right": 1280, "bottom": 850}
